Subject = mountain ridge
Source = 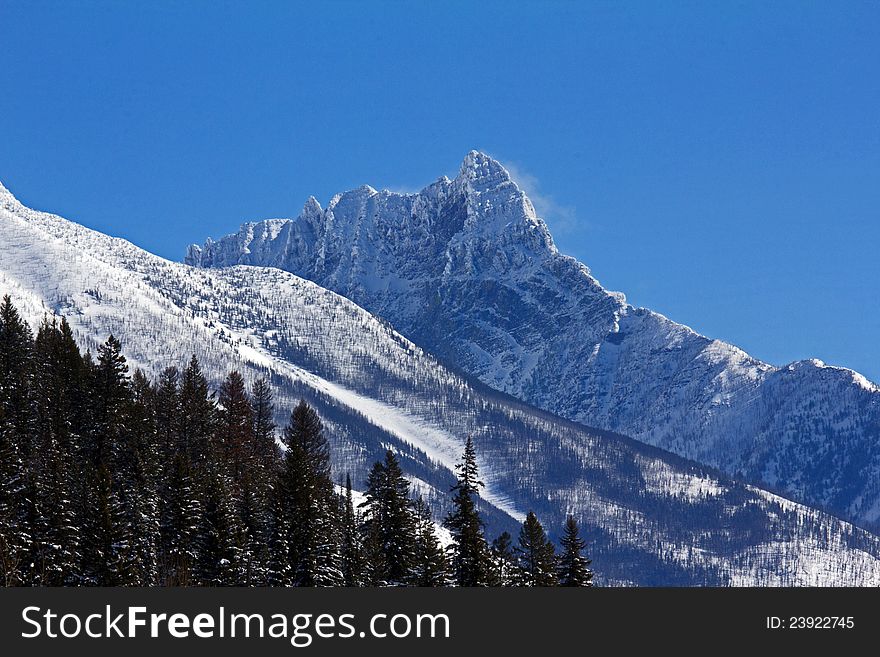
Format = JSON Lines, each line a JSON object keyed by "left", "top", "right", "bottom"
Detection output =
{"left": 186, "top": 151, "right": 880, "bottom": 528}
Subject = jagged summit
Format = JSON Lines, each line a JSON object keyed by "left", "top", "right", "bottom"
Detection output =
{"left": 303, "top": 195, "right": 323, "bottom": 215}
{"left": 187, "top": 153, "right": 880, "bottom": 529}
{"left": 457, "top": 150, "right": 514, "bottom": 189}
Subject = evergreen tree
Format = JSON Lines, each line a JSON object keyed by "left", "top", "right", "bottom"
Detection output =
{"left": 278, "top": 400, "right": 342, "bottom": 586}
{"left": 0, "top": 296, "right": 34, "bottom": 586}
{"left": 178, "top": 355, "right": 216, "bottom": 466}
{"left": 411, "top": 496, "right": 448, "bottom": 586}
{"left": 557, "top": 515, "right": 593, "bottom": 587}
{"left": 266, "top": 481, "right": 292, "bottom": 586}
{"left": 161, "top": 450, "right": 201, "bottom": 585}
{"left": 444, "top": 437, "right": 490, "bottom": 586}
{"left": 217, "top": 371, "right": 253, "bottom": 479}
{"left": 490, "top": 531, "right": 518, "bottom": 586}
{"left": 516, "top": 511, "right": 558, "bottom": 587}
{"left": 218, "top": 371, "right": 266, "bottom": 583}
{"left": 197, "top": 461, "right": 245, "bottom": 585}
{"left": 81, "top": 335, "right": 140, "bottom": 585}
{"left": 339, "top": 474, "right": 364, "bottom": 586}
{"left": 361, "top": 450, "right": 417, "bottom": 585}
{"left": 125, "top": 370, "right": 161, "bottom": 585}
{"left": 250, "top": 377, "right": 279, "bottom": 469}
{"left": 248, "top": 378, "right": 279, "bottom": 583}
{"left": 27, "top": 318, "right": 83, "bottom": 585}
{"left": 0, "top": 405, "right": 27, "bottom": 586}
{"left": 154, "top": 367, "right": 200, "bottom": 585}
{"left": 0, "top": 295, "right": 34, "bottom": 449}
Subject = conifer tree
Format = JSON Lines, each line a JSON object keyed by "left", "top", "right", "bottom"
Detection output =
{"left": 82, "top": 335, "right": 139, "bottom": 585}
{"left": 162, "top": 450, "right": 202, "bottom": 585}
{"left": 557, "top": 515, "right": 593, "bottom": 587}
{"left": 411, "top": 496, "right": 448, "bottom": 586}
{"left": 218, "top": 371, "right": 253, "bottom": 479}
{"left": 278, "top": 400, "right": 342, "bottom": 586}
{"left": 0, "top": 296, "right": 34, "bottom": 586}
{"left": 125, "top": 370, "right": 161, "bottom": 585}
{"left": 27, "top": 318, "right": 82, "bottom": 585}
{"left": 218, "top": 371, "right": 268, "bottom": 582}
{"left": 361, "top": 450, "right": 417, "bottom": 585}
{"left": 0, "top": 406, "right": 27, "bottom": 586}
{"left": 517, "top": 511, "right": 558, "bottom": 587}
{"left": 153, "top": 367, "right": 200, "bottom": 585}
{"left": 250, "top": 377, "right": 278, "bottom": 469}
{"left": 196, "top": 461, "right": 245, "bottom": 585}
{"left": 490, "top": 531, "right": 518, "bottom": 586}
{"left": 444, "top": 437, "right": 490, "bottom": 586}
{"left": 0, "top": 295, "right": 34, "bottom": 450}
{"left": 340, "top": 474, "right": 364, "bottom": 586}
{"left": 178, "top": 355, "right": 216, "bottom": 465}
{"left": 266, "top": 482, "right": 292, "bottom": 586}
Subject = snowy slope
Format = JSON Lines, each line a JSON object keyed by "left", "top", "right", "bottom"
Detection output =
{"left": 187, "top": 151, "right": 880, "bottom": 528}
{"left": 3, "top": 179, "right": 880, "bottom": 586}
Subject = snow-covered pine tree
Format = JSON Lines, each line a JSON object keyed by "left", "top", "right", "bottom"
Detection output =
{"left": 154, "top": 367, "right": 200, "bottom": 585}
{"left": 250, "top": 377, "right": 278, "bottom": 468}
{"left": 490, "top": 531, "right": 518, "bottom": 586}
{"left": 196, "top": 459, "right": 246, "bottom": 585}
{"left": 217, "top": 371, "right": 267, "bottom": 583}
{"left": 0, "top": 400, "right": 27, "bottom": 586}
{"left": 0, "top": 295, "right": 34, "bottom": 454}
{"left": 361, "top": 450, "right": 417, "bottom": 585}
{"left": 340, "top": 473, "right": 364, "bottom": 586}
{"left": 178, "top": 355, "right": 216, "bottom": 466}
{"left": 75, "top": 336, "right": 130, "bottom": 584}
{"left": 516, "top": 511, "right": 558, "bottom": 587}
{"left": 0, "top": 296, "right": 34, "bottom": 586}
{"left": 27, "top": 318, "right": 83, "bottom": 585}
{"left": 557, "top": 515, "right": 593, "bottom": 587}
{"left": 444, "top": 437, "right": 491, "bottom": 586}
{"left": 126, "top": 369, "right": 162, "bottom": 585}
{"left": 411, "top": 495, "right": 448, "bottom": 586}
{"left": 279, "top": 400, "right": 342, "bottom": 586}
{"left": 266, "top": 480, "right": 292, "bottom": 586}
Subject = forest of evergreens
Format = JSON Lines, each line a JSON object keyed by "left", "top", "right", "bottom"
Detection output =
{"left": 0, "top": 295, "right": 592, "bottom": 586}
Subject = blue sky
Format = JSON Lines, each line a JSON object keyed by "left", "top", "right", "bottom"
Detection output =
{"left": 1, "top": 1, "right": 878, "bottom": 380}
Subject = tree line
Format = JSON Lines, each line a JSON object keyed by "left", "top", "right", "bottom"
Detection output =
{"left": 0, "top": 295, "right": 593, "bottom": 586}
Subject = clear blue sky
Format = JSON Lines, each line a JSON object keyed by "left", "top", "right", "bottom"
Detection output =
{"left": 2, "top": 1, "right": 878, "bottom": 380}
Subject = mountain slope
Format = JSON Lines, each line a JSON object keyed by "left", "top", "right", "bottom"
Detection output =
{"left": 3, "top": 179, "right": 880, "bottom": 585}
{"left": 186, "top": 151, "right": 880, "bottom": 528}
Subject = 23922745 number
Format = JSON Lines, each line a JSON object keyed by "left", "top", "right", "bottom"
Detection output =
{"left": 788, "top": 616, "right": 854, "bottom": 629}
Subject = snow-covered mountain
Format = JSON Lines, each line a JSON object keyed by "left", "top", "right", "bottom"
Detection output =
{"left": 3, "top": 179, "right": 880, "bottom": 586}
{"left": 186, "top": 151, "right": 880, "bottom": 528}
